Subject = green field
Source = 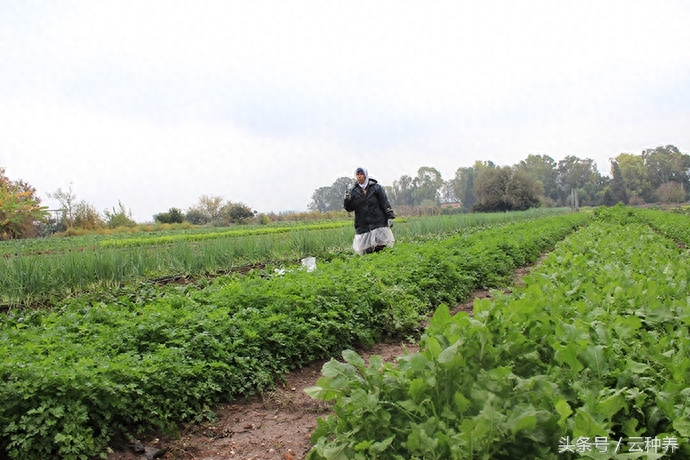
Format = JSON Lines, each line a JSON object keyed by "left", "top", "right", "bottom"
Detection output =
{"left": 0, "top": 208, "right": 567, "bottom": 307}
{"left": 1, "top": 206, "right": 688, "bottom": 459}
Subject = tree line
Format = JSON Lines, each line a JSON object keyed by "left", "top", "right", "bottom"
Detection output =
{"left": 1, "top": 144, "right": 688, "bottom": 239}
{"left": 0, "top": 171, "right": 258, "bottom": 239}
{"left": 308, "top": 145, "right": 689, "bottom": 213}
{"left": 43, "top": 188, "right": 256, "bottom": 235}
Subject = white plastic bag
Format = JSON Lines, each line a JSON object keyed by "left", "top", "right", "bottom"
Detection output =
{"left": 352, "top": 227, "right": 394, "bottom": 255}
{"left": 301, "top": 257, "right": 317, "bottom": 272}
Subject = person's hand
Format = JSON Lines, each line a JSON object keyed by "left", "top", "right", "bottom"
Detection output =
{"left": 387, "top": 219, "right": 394, "bottom": 228}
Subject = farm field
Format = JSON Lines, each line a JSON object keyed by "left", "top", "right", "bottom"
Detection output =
{"left": 1, "top": 208, "right": 566, "bottom": 308}
{"left": 1, "top": 206, "right": 688, "bottom": 459}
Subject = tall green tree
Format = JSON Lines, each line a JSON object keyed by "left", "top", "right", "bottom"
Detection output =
{"left": 221, "top": 202, "right": 255, "bottom": 224}
{"left": 605, "top": 160, "right": 628, "bottom": 205}
{"left": 412, "top": 166, "right": 443, "bottom": 205}
{"left": 642, "top": 145, "right": 690, "bottom": 201}
{"left": 387, "top": 174, "right": 414, "bottom": 207}
{"left": 411, "top": 167, "right": 443, "bottom": 206}
{"left": 473, "top": 166, "right": 541, "bottom": 212}
{"left": 308, "top": 177, "right": 351, "bottom": 212}
{"left": 385, "top": 167, "right": 445, "bottom": 207}
{"left": 450, "top": 167, "right": 476, "bottom": 211}
{"left": 154, "top": 207, "right": 185, "bottom": 224}
{"left": 451, "top": 161, "right": 496, "bottom": 211}
{"left": 614, "top": 153, "right": 653, "bottom": 203}
{"left": 507, "top": 168, "right": 544, "bottom": 210}
{"left": 184, "top": 208, "right": 209, "bottom": 225}
{"left": 517, "top": 154, "right": 559, "bottom": 203}
{"left": 439, "top": 180, "right": 458, "bottom": 204}
{"left": 557, "top": 156, "right": 603, "bottom": 208}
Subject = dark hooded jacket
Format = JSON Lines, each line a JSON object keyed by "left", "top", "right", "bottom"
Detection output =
{"left": 343, "top": 178, "right": 395, "bottom": 234}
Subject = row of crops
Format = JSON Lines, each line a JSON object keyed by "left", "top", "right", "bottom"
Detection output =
{"left": 0, "top": 208, "right": 568, "bottom": 307}
{"left": 1, "top": 206, "right": 687, "bottom": 458}
{"left": 1, "top": 209, "right": 586, "bottom": 459}
{"left": 307, "top": 206, "right": 690, "bottom": 459}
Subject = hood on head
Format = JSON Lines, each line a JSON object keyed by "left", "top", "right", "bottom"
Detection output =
{"left": 355, "top": 167, "right": 369, "bottom": 188}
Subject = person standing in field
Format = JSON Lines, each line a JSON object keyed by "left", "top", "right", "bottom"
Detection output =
{"left": 343, "top": 166, "right": 395, "bottom": 255}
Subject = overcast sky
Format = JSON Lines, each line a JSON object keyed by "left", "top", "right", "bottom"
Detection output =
{"left": 1, "top": 1, "right": 689, "bottom": 222}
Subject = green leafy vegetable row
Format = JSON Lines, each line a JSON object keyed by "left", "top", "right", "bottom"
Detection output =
{"left": 306, "top": 208, "right": 689, "bottom": 459}
{"left": 635, "top": 208, "right": 690, "bottom": 247}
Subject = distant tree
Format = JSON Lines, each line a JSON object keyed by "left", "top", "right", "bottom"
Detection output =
{"left": 196, "top": 195, "right": 225, "bottom": 222}
{"left": 256, "top": 213, "right": 271, "bottom": 225}
{"left": 557, "top": 156, "right": 583, "bottom": 208}
{"left": 517, "top": 154, "right": 559, "bottom": 203}
{"left": 221, "top": 202, "right": 254, "bottom": 224}
{"left": 74, "top": 201, "right": 104, "bottom": 230}
{"left": 473, "top": 166, "right": 541, "bottom": 212}
{"left": 450, "top": 167, "right": 474, "bottom": 210}
{"left": 0, "top": 168, "right": 49, "bottom": 239}
{"left": 614, "top": 153, "right": 652, "bottom": 203}
{"left": 452, "top": 161, "right": 496, "bottom": 211}
{"left": 104, "top": 201, "right": 137, "bottom": 229}
{"left": 439, "top": 180, "right": 458, "bottom": 204}
{"left": 308, "top": 177, "right": 351, "bottom": 212}
{"left": 607, "top": 160, "right": 628, "bottom": 205}
{"left": 473, "top": 167, "right": 510, "bottom": 212}
{"left": 506, "top": 168, "right": 544, "bottom": 210}
{"left": 411, "top": 167, "right": 443, "bottom": 205}
{"left": 185, "top": 208, "right": 209, "bottom": 225}
{"left": 384, "top": 167, "right": 445, "bottom": 208}
{"left": 655, "top": 181, "right": 686, "bottom": 204}
{"left": 387, "top": 174, "right": 414, "bottom": 207}
{"left": 47, "top": 183, "right": 78, "bottom": 229}
{"left": 557, "top": 156, "right": 603, "bottom": 208}
{"left": 642, "top": 145, "right": 690, "bottom": 195}
{"left": 154, "top": 207, "right": 185, "bottom": 224}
